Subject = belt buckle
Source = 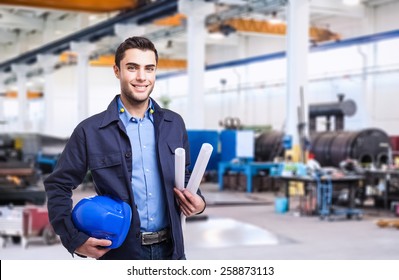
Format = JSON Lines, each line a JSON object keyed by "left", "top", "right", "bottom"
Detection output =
{"left": 141, "top": 232, "right": 156, "bottom": 246}
{"left": 141, "top": 229, "right": 168, "bottom": 246}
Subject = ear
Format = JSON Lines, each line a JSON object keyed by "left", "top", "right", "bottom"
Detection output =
{"left": 113, "top": 65, "right": 120, "bottom": 78}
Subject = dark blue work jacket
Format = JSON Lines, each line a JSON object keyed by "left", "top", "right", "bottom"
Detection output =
{"left": 44, "top": 95, "right": 198, "bottom": 260}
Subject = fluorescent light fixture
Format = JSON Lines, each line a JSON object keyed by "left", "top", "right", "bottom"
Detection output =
{"left": 269, "top": 17, "right": 283, "bottom": 25}
{"left": 269, "top": 11, "right": 283, "bottom": 25}
{"left": 208, "top": 32, "right": 225, "bottom": 40}
{"left": 342, "top": 0, "right": 360, "bottom": 5}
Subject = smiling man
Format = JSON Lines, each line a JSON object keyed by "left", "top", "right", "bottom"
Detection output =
{"left": 44, "top": 37, "right": 206, "bottom": 260}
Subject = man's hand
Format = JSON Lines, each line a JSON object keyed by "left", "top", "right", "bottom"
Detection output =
{"left": 173, "top": 188, "right": 205, "bottom": 217}
{"left": 75, "top": 237, "right": 112, "bottom": 259}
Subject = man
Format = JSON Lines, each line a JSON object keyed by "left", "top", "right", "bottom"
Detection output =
{"left": 44, "top": 36, "right": 205, "bottom": 260}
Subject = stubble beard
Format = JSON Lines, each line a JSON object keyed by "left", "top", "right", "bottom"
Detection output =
{"left": 121, "top": 83, "right": 154, "bottom": 106}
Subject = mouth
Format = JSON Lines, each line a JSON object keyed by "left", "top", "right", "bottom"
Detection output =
{"left": 132, "top": 84, "right": 150, "bottom": 92}
{"left": 133, "top": 85, "right": 148, "bottom": 90}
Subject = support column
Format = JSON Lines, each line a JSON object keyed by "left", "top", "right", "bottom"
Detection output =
{"left": 70, "top": 41, "right": 95, "bottom": 122}
{"left": 285, "top": 0, "right": 309, "bottom": 162}
{"left": 37, "top": 54, "right": 59, "bottom": 134}
{"left": 357, "top": 5, "right": 376, "bottom": 128}
{"left": 11, "top": 64, "right": 29, "bottom": 132}
{"left": 179, "top": 0, "right": 214, "bottom": 129}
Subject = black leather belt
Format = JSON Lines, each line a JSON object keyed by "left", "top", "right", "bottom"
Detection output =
{"left": 141, "top": 228, "right": 170, "bottom": 246}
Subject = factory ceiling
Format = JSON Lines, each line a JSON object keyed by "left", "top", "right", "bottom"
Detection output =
{"left": 0, "top": 0, "right": 141, "bottom": 12}
{"left": 0, "top": 0, "right": 397, "bottom": 79}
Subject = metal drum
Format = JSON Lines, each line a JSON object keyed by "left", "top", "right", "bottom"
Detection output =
{"left": 255, "top": 131, "right": 285, "bottom": 161}
{"left": 310, "top": 128, "right": 391, "bottom": 167}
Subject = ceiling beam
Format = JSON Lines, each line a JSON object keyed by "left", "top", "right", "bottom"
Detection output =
{"left": 0, "top": 0, "right": 178, "bottom": 72}
{"left": 210, "top": 17, "right": 341, "bottom": 43}
{"left": 0, "top": 0, "right": 140, "bottom": 13}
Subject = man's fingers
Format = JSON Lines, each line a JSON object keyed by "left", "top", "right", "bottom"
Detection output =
{"left": 93, "top": 238, "right": 112, "bottom": 247}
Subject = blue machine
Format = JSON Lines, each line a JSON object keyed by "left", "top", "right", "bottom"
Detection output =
{"left": 187, "top": 130, "right": 219, "bottom": 171}
{"left": 220, "top": 129, "right": 254, "bottom": 162}
{"left": 186, "top": 129, "right": 284, "bottom": 192}
{"left": 36, "top": 151, "right": 60, "bottom": 174}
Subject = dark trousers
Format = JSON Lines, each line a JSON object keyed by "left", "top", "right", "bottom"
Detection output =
{"left": 138, "top": 239, "right": 174, "bottom": 260}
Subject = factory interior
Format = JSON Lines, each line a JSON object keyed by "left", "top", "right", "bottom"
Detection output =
{"left": 2, "top": 0, "right": 399, "bottom": 262}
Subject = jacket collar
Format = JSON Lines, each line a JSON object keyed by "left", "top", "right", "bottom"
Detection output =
{"left": 99, "top": 95, "right": 171, "bottom": 128}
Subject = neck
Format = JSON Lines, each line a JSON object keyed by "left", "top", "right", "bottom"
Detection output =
{"left": 120, "top": 96, "right": 149, "bottom": 118}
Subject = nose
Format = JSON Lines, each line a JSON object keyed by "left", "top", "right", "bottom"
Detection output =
{"left": 136, "top": 69, "right": 146, "bottom": 81}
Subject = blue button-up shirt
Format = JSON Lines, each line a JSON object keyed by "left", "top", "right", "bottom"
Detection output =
{"left": 118, "top": 98, "right": 168, "bottom": 232}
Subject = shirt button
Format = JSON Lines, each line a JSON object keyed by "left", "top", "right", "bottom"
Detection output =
{"left": 125, "top": 152, "right": 132, "bottom": 158}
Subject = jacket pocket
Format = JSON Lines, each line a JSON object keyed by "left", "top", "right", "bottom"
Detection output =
{"left": 167, "top": 142, "right": 183, "bottom": 155}
{"left": 88, "top": 153, "right": 125, "bottom": 194}
{"left": 89, "top": 153, "right": 122, "bottom": 170}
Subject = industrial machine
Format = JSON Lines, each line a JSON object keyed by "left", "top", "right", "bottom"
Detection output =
{"left": 308, "top": 94, "right": 357, "bottom": 133}
{"left": 212, "top": 95, "right": 397, "bottom": 213}
{"left": 0, "top": 133, "right": 64, "bottom": 247}
{"left": 308, "top": 95, "right": 391, "bottom": 169}
{"left": 310, "top": 128, "right": 391, "bottom": 168}
{"left": 0, "top": 161, "right": 45, "bottom": 206}
{"left": 0, "top": 133, "right": 69, "bottom": 205}
{"left": 255, "top": 130, "right": 286, "bottom": 162}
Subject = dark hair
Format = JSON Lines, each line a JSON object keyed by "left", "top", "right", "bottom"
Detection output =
{"left": 114, "top": 36, "right": 158, "bottom": 68}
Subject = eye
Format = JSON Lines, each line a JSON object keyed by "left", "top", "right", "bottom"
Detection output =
{"left": 127, "top": 65, "right": 138, "bottom": 71}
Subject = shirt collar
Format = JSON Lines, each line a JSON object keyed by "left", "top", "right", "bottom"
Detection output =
{"left": 117, "top": 97, "right": 154, "bottom": 125}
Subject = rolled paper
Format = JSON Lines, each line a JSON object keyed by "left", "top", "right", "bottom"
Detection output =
{"left": 174, "top": 147, "right": 186, "bottom": 191}
{"left": 175, "top": 147, "right": 187, "bottom": 229}
{"left": 186, "top": 143, "right": 213, "bottom": 194}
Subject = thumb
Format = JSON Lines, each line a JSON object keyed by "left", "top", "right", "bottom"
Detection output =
{"left": 92, "top": 238, "right": 112, "bottom": 247}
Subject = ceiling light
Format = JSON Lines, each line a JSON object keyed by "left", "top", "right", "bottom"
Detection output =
{"left": 342, "top": 0, "right": 361, "bottom": 6}
{"left": 208, "top": 32, "right": 225, "bottom": 40}
{"left": 269, "top": 11, "right": 283, "bottom": 25}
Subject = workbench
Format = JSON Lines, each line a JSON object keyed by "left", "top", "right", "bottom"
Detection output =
{"left": 274, "top": 175, "right": 364, "bottom": 212}
{"left": 364, "top": 169, "right": 399, "bottom": 210}
{"left": 218, "top": 161, "right": 283, "bottom": 192}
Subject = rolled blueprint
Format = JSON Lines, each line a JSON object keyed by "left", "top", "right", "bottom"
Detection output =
{"left": 186, "top": 143, "right": 213, "bottom": 194}
{"left": 174, "top": 143, "right": 213, "bottom": 232}
{"left": 174, "top": 147, "right": 186, "bottom": 191}
{"left": 175, "top": 147, "right": 187, "bottom": 229}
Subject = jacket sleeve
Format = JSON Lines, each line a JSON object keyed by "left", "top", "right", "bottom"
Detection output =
{"left": 44, "top": 126, "right": 90, "bottom": 255}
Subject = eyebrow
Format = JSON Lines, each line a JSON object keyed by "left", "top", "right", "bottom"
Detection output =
{"left": 125, "top": 62, "right": 156, "bottom": 68}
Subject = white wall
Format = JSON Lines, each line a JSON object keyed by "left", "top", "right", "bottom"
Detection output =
{"left": 375, "top": 1, "right": 399, "bottom": 33}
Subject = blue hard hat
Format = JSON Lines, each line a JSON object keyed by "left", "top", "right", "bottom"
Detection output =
{"left": 72, "top": 195, "right": 132, "bottom": 249}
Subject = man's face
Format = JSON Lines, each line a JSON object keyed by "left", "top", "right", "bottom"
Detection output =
{"left": 113, "top": 48, "right": 157, "bottom": 105}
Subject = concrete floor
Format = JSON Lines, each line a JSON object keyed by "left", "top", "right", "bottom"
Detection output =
{"left": 1, "top": 183, "right": 399, "bottom": 260}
